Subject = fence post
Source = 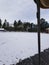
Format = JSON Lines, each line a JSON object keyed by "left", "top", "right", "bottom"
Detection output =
{"left": 37, "top": 0, "right": 41, "bottom": 65}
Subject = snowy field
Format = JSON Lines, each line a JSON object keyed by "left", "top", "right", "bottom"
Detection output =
{"left": 0, "top": 32, "right": 49, "bottom": 65}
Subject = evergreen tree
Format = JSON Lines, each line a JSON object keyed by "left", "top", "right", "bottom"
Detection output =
{"left": 14, "top": 20, "right": 17, "bottom": 31}
{"left": 18, "top": 20, "right": 22, "bottom": 26}
{"left": 2, "top": 19, "right": 7, "bottom": 29}
{"left": 40, "top": 18, "right": 49, "bottom": 31}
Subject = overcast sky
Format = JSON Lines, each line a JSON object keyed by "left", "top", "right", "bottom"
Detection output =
{"left": 0, "top": 0, "right": 49, "bottom": 24}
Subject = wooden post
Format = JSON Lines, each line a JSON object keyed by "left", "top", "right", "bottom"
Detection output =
{"left": 34, "top": 0, "right": 49, "bottom": 65}
{"left": 37, "top": 0, "right": 41, "bottom": 65}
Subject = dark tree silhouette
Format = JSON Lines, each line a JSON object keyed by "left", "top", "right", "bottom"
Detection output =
{"left": 2, "top": 19, "right": 7, "bottom": 29}
{"left": 40, "top": 18, "right": 49, "bottom": 31}
{"left": 14, "top": 20, "right": 17, "bottom": 31}
{"left": 7, "top": 22, "right": 9, "bottom": 27}
{"left": 23, "top": 22, "right": 31, "bottom": 31}
{"left": 18, "top": 20, "right": 22, "bottom": 26}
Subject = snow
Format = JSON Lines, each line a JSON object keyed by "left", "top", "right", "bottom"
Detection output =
{"left": 0, "top": 32, "right": 49, "bottom": 65}
{"left": 0, "top": 28, "right": 4, "bottom": 30}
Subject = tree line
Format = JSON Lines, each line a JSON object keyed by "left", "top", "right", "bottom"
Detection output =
{"left": 0, "top": 18, "right": 49, "bottom": 32}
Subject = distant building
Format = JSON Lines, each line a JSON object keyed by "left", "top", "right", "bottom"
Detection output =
{"left": 9, "top": 24, "right": 14, "bottom": 27}
{"left": 26, "top": 26, "right": 30, "bottom": 31}
{"left": 17, "top": 24, "right": 24, "bottom": 29}
{"left": 0, "top": 28, "right": 6, "bottom": 32}
{"left": 45, "top": 28, "right": 49, "bottom": 33}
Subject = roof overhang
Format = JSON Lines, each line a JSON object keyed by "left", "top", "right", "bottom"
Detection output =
{"left": 34, "top": 0, "right": 49, "bottom": 9}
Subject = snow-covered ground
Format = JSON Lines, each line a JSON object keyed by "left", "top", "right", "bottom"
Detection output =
{"left": 0, "top": 32, "right": 49, "bottom": 65}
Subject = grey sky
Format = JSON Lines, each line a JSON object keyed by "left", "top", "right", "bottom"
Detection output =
{"left": 0, "top": 0, "right": 49, "bottom": 24}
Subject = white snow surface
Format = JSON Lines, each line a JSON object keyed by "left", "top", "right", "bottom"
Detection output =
{"left": 0, "top": 32, "right": 49, "bottom": 65}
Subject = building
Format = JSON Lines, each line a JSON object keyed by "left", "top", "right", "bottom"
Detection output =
{"left": 0, "top": 28, "right": 6, "bottom": 32}
{"left": 45, "top": 28, "right": 49, "bottom": 33}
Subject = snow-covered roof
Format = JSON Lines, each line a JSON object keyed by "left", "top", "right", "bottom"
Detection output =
{"left": 0, "top": 28, "right": 5, "bottom": 30}
{"left": 46, "top": 28, "right": 49, "bottom": 30}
